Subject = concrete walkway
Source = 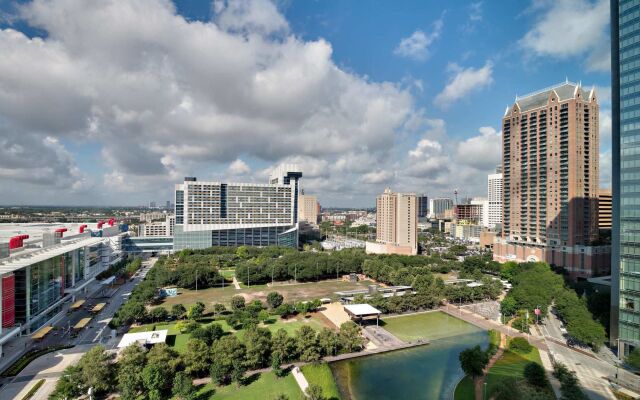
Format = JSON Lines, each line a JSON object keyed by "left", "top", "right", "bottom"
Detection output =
{"left": 292, "top": 366, "right": 309, "bottom": 396}
{"left": 232, "top": 276, "right": 241, "bottom": 290}
{"left": 475, "top": 332, "right": 507, "bottom": 400}
{"left": 0, "top": 344, "right": 93, "bottom": 400}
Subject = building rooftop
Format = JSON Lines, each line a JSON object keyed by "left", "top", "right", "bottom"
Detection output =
{"left": 509, "top": 81, "right": 594, "bottom": 113}
{"left": 117, "top": 330, "right": 168, "bottom": 348}
{"left": 0, "top": 236, "right": 106, "bottom": 273}
{"left": 343, "top": 304, "right": 382, "bottom": 317}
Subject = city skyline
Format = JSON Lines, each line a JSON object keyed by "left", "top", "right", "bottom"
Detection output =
{"left": 0, "top": 0, "right": 612, "bottom": 207}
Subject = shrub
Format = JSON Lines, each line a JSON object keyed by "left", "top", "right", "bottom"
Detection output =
{"left": 523, "top": 362, "right": 547, "bottom": 387}
{"left": 509, "top": 337, "right": 533, "bottom": 353}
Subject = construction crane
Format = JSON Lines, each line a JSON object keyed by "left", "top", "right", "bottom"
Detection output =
{"left": 454, "top": 189, "right": 459, "bottom": 206}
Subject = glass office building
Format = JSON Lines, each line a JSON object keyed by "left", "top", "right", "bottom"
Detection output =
{"left": 613, "top": 0, "right": 640, "bottom": 354}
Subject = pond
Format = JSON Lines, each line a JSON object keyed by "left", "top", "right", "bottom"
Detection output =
{"left": 330, "top": 313, "right": 487, "bottom": 400}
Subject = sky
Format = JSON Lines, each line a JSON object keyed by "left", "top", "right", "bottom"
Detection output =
{"left": 0, "top": 0, "right": 612, "bottom": 207}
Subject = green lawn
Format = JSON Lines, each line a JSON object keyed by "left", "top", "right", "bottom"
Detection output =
{"left": 158, "top": 279, "right": 368, "bottom": 311}
{"left": 197, "top": 371, "right": 304, "bottom": 400}
{"left": 485, "top": 344, "right": 546, "bottom": 397}
{"left": 220, "top": 269, "right": 235, "bottom": 279}
{"left": 453, "top": 375, "right": 474, "bottom": 400}
{"left": 381, "top": 311, "right": 481, "bottom": 342}
{"left": 301, "top": 363, "right": 341, "bottom": 400}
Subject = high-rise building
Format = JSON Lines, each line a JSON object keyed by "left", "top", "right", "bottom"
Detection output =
{"left": 417, "top": 195, "right": 429, "bottom": 218}
{"left": 429, "top": 198, "right": 454, "bottom": 219}
{"left": 488, "top": 168, "right": 503, "bottom": 229}
{"left": 493, "top": 81, "right": 610, "bottom": 278}
{"left": 298, "top": 194, "right": 319, "bottom": 225}
{"left": 366, "top": 188, "right": 418, "bottom": 255}
{"left": 172, "top": 165, "right": 302, "bottom": 250}
{"left": 149, "top": 201, "right": 156, "bottom": 209}
{"left": 455, "top": 203, "right": 484, "bottom": 224}
{"left": 598, "top": 188, "right": 612, "bottom": 230}
{"left": 611, "top": 0, "right": 640, "bottom": 354}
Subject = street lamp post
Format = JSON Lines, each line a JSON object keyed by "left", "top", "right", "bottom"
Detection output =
{"left": 483, "top": 382, "right": 487, "bottom": 400}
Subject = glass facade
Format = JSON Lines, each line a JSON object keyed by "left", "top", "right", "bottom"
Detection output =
{"left": 173, "top": 224, "right": 298, "bottom": 250}
{"left": 11, "top": 247, "right": 88, "bottom": 330}
{"left": 616, "top": 0, "right": 640, "bottom": 350}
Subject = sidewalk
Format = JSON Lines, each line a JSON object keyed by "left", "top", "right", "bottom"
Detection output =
{"left": 292, "top": 366, "right": 309, "bottom": 396}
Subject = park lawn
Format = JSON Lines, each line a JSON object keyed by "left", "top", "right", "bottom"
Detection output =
{"left": 198, "top": 371, "right": 304, "bottom": 400}
{"left": 381, "top": 311, "right": 480, "bottom": 342}
{"left": 485, "top": 345, "right": 544, "bottom": 397}
{"left": 235, "top": 315, "right": 326, "bottom": 341}
{"left": 220, "top": 269, "right": 235, "bottom": 279}
{"left": 453, "top": 375, "right": 474, "bottom": 400}
{"left": 301, "top": 363, "right": 341, "bottom": 400}
{"left": 158, "top": 279, "right": 368, "bottom": 311}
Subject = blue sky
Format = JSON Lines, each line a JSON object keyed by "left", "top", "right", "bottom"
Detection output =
{"left": 0, "top": 0, "right": 611, "bottom": 206}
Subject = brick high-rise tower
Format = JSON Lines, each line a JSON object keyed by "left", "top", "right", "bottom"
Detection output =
{"left": 494, "top": 81, "right": 609, "bottom": 278}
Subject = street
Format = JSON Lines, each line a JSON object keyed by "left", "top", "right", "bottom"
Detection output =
{"left": 539, "top": 309, "right": 639, "bottom": 399}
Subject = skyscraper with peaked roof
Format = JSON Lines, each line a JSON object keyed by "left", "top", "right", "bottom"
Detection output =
{"left": 493, "top": 81, "right": 609, "bottom": 278}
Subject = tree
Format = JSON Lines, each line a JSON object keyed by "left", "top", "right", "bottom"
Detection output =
{"left": 173, "top": 371, "right": 196, "bottom": 400}
{"left": 338, "top": 321, "right": 364, "bottom": 353}
{"left": 271, "top": 352, "right": 284, "bottom": 377}
{"left": 500, "top": 297, "right": 518, "bottom": 318}
{"left": 627, "top": 347, "right": 640, "bottom": 369}
{"left": 142, "top": 363, "right": 170, "bottom": 400}
{"left": 213, "top": 303, "right": 227, "bottom": 316}
{"left": 458, "top": 345, "right": 489, "bottom": 379}
{"left": 118, "top": 300, "right": 148, "bottom": 324}
{"left": 306, "top": 383, "right": 325, "bottom": 400}
{"left": 191, "top": 323, "right": 224, "bottom": 345}
{"left": 244, "top": 326, "right": 272, "bottom": 369}
{"left": 184, "top": 339, "right": 211, "bottom": 376}
{"left": 318, "top": 328, "right": 339, "bottom": 357}
{"left": 187, "top": 301, "right": 205, "bottom": 320}
{"left": 211, "top": 336, "right": 246, "bottom": 385}
{"left": 150, "top": 306, "right": 168, "bottom": 322}
{"left": 145, "top": 344, "right": 181, "bottom": 385}
{"left": 296, "top": 325, "right": 321, "bottom": 362}
{"left": 272, "top": 328, "right": 298, "bottom": 362}
{"left": 117, "top": 344, "right": 147, "bottom": 400}
{"left": 171, "top": 303, "right": 187, "bottom": 319}
{"left": 524, "top": 362, "right": 547, "bottom": 387}
{"left": 50, "top": 365, "right": 84, "bottom": 400}
{"left": 79, "top": 345, "right": 114, "bottom": 393}
{"left": 267, "top": 291, "right": 284, "bottom": 309}
{"left": 231, "top": 295, "right": 246, "bottom": 311}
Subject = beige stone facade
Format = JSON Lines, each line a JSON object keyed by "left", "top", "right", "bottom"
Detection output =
{"left": 369, "top": 188, "right": 417, "bottom": 255}
{"left": 298, "top": 194, "right": 319, "bottom": 225}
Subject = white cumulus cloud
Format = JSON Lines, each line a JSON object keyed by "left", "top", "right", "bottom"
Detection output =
{"left": 519, "top": 0, "right": 610, "bottom": 72}
{"left": 434, "top": 61, "right": 493, "bottom": 107}
{"left": 394, "top": 18, "right": 443, "bottom": 61}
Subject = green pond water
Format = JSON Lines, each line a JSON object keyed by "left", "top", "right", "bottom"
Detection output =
{"left": 330, "top": 314, "right": 487, "bottom": 400}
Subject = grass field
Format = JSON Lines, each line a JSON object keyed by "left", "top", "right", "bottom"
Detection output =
{"left": 301, "top": 363, "right": 341, "bottom": 400}
{"left": 381, "top": 311, "right": 480, "bottom": 342}
{"left": 158, "top": 279, "right": 368, "bottom": 311}
{"left": 197, "top": 371, "right": 304, "bottom": 400}
{"left": 485, "top": 344, "right": 546, "bottom": 397}
{"left": 453, "top": 375, "right": 474, "bottom": 400}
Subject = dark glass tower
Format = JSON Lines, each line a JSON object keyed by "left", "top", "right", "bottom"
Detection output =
{"left": 612, "top": 0, "right": 640, "bottom": 355}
